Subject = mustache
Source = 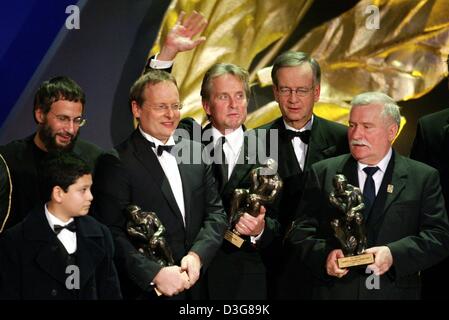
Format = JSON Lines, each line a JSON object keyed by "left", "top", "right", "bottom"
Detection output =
{"left": 350, "top": 139, "right": 372, "bottom": 148}
{"left": 57, "top": 132, "right": 74, "bottom": 139}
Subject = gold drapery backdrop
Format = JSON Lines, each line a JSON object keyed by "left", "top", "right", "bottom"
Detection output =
{"left": 149, "top": 0, "right": 313, "bottom": 123}
{"left": 149, "top": 0, "right": 449, "bottom": 132}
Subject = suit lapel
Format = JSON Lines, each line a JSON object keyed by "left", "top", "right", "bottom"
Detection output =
{"left": 75, "top": 218, "right": 105, "bottom": 288}
{"left": 274, "top": 118, "right": 302, "bottom": 177}
{"left": 24, "top": 209, "right": 69, "bottom": 287}
{"left": 35, "top": 242, "right": 70, "bottom": 287}
{"left": 371, "top": 152, "right": 407, "bottom": 223}
{"left": 363, "top": 152, "right": 406, "bottom": 245}
{"left": 305, "top": 116, "right": 338, "bottom": 171}
{"left": 132, "top": 130, "right": 184, "bottom": 224}
{"left": 340, "top": 156, "right": 358, "bottom": 187}
{"left": 177, "top": 162, "right": 190, "bottom": 231}
{"left": 202, "top": 124, "right": 229, "bottom": 193}
{"left": 223, "top": 132, "right": 257, "bottom": 196}
{"left": 215, "top": 151, "right": 229, "bottom": 193}
{"left": 177, "top": 137, "right": 200, "bottom": 231}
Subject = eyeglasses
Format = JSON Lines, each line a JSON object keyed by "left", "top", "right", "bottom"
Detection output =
{"left": 277, "top": 86, "right": 315, "bottom": 97}
{"left": 48, "top": 111, "right": 86, "bottom": 127}
{"left": 143, "top": 103, "right": 183, "bottom": 112}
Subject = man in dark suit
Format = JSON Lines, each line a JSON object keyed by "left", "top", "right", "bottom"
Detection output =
{"left": 0, "top": 153, "right": 121, "bottom": 300}
{"left": 286, "top": 92, "right": 449, "bottom": 299}
{"left": 147, "top": 14, "right": 280, "bottom": 296}
{"left": 410, "top": 107, "right": 449, "bottom": 299}
{"left": 0, "top": 76, "right": 105, "bottom": 230}
{"left": 92, "top": 70, "right": 228, "bottom": 299}
{"left": 197, "top": 63, "right": 280, "bottom": 300}
{"left": 255, "top": 51, "right": 349, "bottom": 298}
{"left": 258, "top": 51, "right": 349, "bottom": 232}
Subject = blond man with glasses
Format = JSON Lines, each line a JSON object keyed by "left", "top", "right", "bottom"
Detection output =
{"left": 93, "top": 70, "right": 228, "bottom": 300}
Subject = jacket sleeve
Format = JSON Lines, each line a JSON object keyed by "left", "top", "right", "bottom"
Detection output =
{"left": 143, "top": 55, "right": 173, "bottom": 74}
{"left": 0, "top": 231, "right": 21, "bottom": 299}
{"left": 96, "top": 224, "right": 123, "bottom": 300}
{"left": 189, "top": 159, "right": 229, "bottom": 269}
{"left": 285, "top": 166, "right": 335, "bottom": 281}
{"left": 387, "top": 169, "right": 449, "bottom": 277}
{"left": 92, "top": 153, "right": 163, "bottom": 292}
{"left": 409, "top": 119, "right": 428, "bottom": 162}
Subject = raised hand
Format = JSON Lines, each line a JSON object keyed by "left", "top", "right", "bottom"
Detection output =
{"left": 158, "top": 10, "right": 208, "bottom": 61}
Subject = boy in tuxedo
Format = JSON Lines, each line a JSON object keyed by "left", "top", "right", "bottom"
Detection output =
{"left": 0, "top": 153, "right": 122, "bottom": 299}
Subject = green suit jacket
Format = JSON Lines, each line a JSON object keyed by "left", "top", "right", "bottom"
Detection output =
{"left": 287, "top": 152, "right": 449, "bottom": 299}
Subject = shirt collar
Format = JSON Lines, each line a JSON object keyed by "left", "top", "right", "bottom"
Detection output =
{"left": 358, "top": 148, "right": 392, "bottom": 173}
{"left": 211, "top": 126, "right": 244, "bottom": 153}
{"left": 283, "top": 115, "right": 314, "bottom": 132}
{"left": 44, "top": 204, "right": 74, "bottom": 230}
{"left": 139, "top": 126, "right": 175, "bottom": 147}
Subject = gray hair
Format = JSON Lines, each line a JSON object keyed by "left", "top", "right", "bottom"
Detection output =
{"left": 200, "top": 63, "right": 250, "bottom": 102}
{"left": 271, "top": 51, "right": 321, "bottom": 87}
{"left": 350, "top": 92, "right": 401, "bottom": 127}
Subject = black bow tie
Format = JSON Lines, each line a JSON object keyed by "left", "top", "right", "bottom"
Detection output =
{"left": 54, "top": 221, "right": 76, "bottom": 234}
{"left": 285, "top": 129, "right": 311, "bottom": 144}
{"left": 148, "top": 141, "right": 174, "bottom": 156}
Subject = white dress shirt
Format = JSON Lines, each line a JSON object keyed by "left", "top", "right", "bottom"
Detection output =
{"left": 357, "top": 148, "right": 392, "bottom": 195}
{"left": 139, "top": 127, "right": 186, "bottom": 226}
{"left": 283, "top": 116, "right": 314, "bottom": 171}
{"left": 211, "top": 126, "right": 244, "bottom": 179}
{"left": 45, "top": 205, "right": 77, "bottom": 254}
{"left": 211, "top": 126, "right": 265, "bottom": 243}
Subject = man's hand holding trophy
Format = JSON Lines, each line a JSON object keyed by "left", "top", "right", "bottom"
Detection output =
{"left": 328, "top": 174, "right": 375, "bottom": 271}
{"left": 225, "top": 158, "right": 282, "bottom": 248}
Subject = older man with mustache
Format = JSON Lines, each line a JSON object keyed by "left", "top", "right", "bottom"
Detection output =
{"left": 285, "top": 91, "right": 449, "bottom": 299}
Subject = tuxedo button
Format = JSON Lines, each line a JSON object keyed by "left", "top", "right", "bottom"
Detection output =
{"left": 51, "top": 289, "right": 58, "bottom": 296}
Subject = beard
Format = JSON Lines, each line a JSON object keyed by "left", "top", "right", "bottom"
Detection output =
{"left": 38, "top": 122, "right": 78, "bottom": 152}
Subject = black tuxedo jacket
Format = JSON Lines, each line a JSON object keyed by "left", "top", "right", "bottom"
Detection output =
{"left": 92, "top": 129, "right": 228, "bottom": 299}
{"left": 256, "top": 115, "right": 348, "bottom": 299}
{"left": 287, "top": 152, "right": 449, "bottom": 299}
{"left": 0, "top": 135, "right": 105, "bottom": 230}
{"left": 411, "top": 108, "right": 449, "bottom": 212}
{"left": 0, "top": 208, "right": 121, "bottom": 300}
{"left": 257, "top": 115, "right": 349, "bottom": 229}
{"left": 410, "top": 108, "right": 449, "bottom": 299}
{"left": 201, "top": 124, "right": 277, "bottom": 299}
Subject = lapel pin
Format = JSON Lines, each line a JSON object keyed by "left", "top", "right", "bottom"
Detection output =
{"left": 387, "top": 184, "right": 394, "bottom": 193}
